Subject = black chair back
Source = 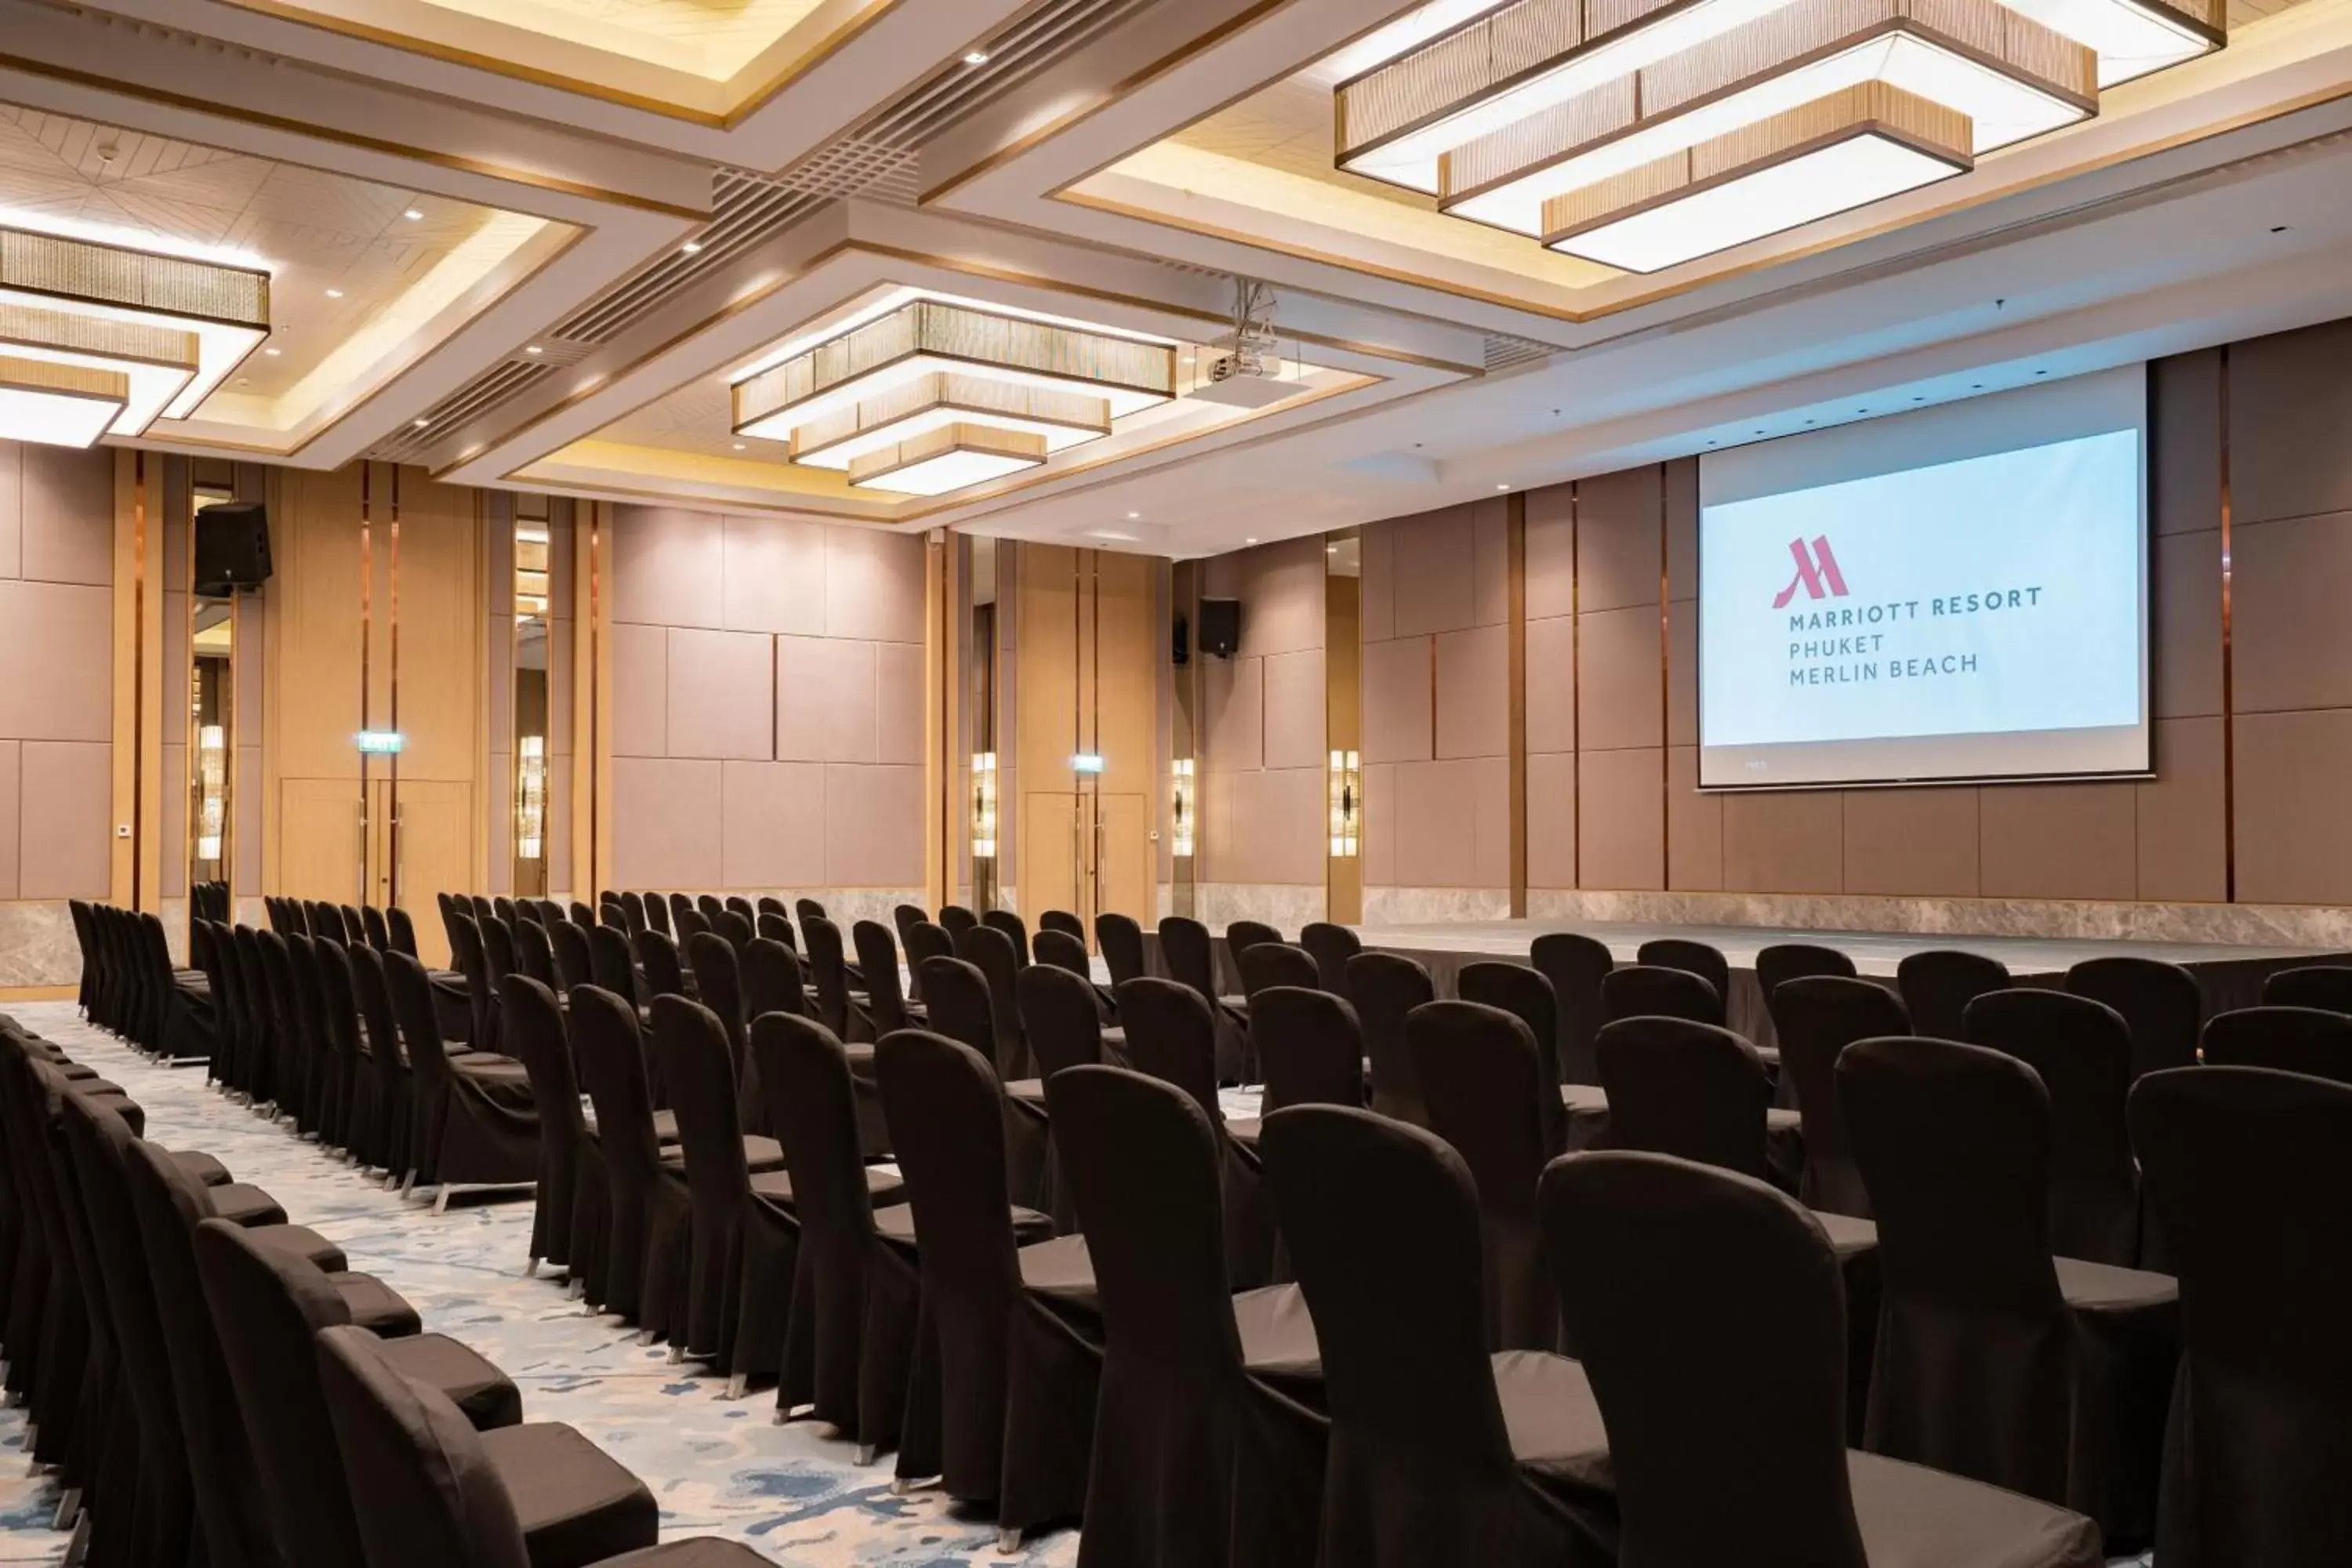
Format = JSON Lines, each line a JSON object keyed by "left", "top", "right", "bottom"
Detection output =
{"left": 649, "top": 996, "right": 754, "bottom": 1356}
{"left": 588, "top": 924, "right": 638, "bottom": 1004}
{"left": 1095, "top": 912, "right": 1146, "bottom": 985}
{"left": 1596, "top": 1016, "right": 1773, "bottom": 1181}
{"left": 1346, "top": 950, "right": 1435, "bottom": 1125}
{"left": 1530, "top": 930, "right": 1613, "bottom": 1086}
{"left": 2067, "top": 955, "right": 2201, "bottom": 1080}
{"left": 633, "top": 927, "right": 690, "bottom": 1000}
{"left": 549, "top": 918, "right": 593, "bottom": 995}
{"left": 1637, "top": 938, "right": 1731, "bottom": 1005}
{"left": 512, "top": 917, "right": 556, "bottom": 985}
{"left": 1114, "top": 976, "right": 1225, "bottom": 1131}
{"left": 2201, "top": 1005, "right": 2352, "bottom": 1086}
{"left": 981, "top": 908, "right": 1031, "bottom": 967}
{"left": 742, "top": 938, "right": 808, "bottom": 1022}
{"left": 1601, "top": 964, "right": 1724, "bottom": 1026}
{"left": 938, "top": 904, "right": 978, "bottom": 940}
{"left": 1756, "top": 942, "right": 1859, "bottom": 996}
{"left": 1770, "top": 975, "right": 1908, "bottom": 1218}
{"left": 1238, "top": 942, "right": 1318, "bottom": 997}
{"left": 2259, "top": 964, "right": 2352, "bottom": 1014}
{"left": 1158, "top": 916, "right": 1222, "bottom": 1006}
{"left": 803, "top": 916, "right": 864, "bottom": 1041}
{"left": 1038, "top": 909, "right": 1086, "bottom": 942}
{"left": 1033, "top": 927, "right": 1093, "bottom": 981}
{"left": 1964, "top": 989, "right": 2140, "bottom": 1265}
{"left": 1016, "top": 962, "right": 1105, "bottom": 1079}
{"left": 361, "top": 905, "right": 391, "bottom": 950}
{"left": 503, "top": 974, "right": 587, "bottom": 1269}
{"left": 916, "top": 955, "right": 998, "bottom": 1069}
{"left": 953, "top": 924, "right": 1028, "bottom": 1078}
{"left": 1226, "top": 920, "right": 1282, "bottom": 960}
{"left": 1250, "top": 986, "right": 1363, "bottom": 1112}
{"left": 757, "top": 910, "right": 799, "bottom": 949}
{"left": 852, "top": 920, "right": 916, "bottom": 1036}
{"left": 568, "top": 985, "right": 666, "bottom": 1319}
{"left": 1896, "top": 949, "right": 2010, "bottom": 1041}
{"left": 1299, "top": 920, "right": 1362, "bottom": 996}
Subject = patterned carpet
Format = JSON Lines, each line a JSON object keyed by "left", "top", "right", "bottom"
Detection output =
{"left": 0, "top": 1000, "right": 1078, "bottom": 1566}
{"left": 0, "top": 999, "right": 2158, "bottom": 1567}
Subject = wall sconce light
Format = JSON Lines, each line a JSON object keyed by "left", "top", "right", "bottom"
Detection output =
{"left": 1171, "top": 757, "right": 1196, "bottom": 858}
{"left": 515, "top": 735, "right": 546, "bottom": 861}
{"left": 194, "top": 723, "right": 227, "bottom": 862}
{"left": 1329, "top": 749, "right": 1362, "bottom": 858}
{"left": 972, "top": 751, "right": 999, "bottom": 859}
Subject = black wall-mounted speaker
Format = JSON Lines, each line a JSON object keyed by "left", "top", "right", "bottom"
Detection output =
{"left": 1198, "top": 597, "right": 1241, "bottom": 659}
{"left": 194, "top": 500, "right": 272, "bottom": 595}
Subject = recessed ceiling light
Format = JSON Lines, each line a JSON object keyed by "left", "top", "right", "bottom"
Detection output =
{"left": 1127, "top": 511, "right": 1141, "bottom": 521}
{"left": 681, "top": 240, "right": 702, "bottom": 255}
{"left": 733, "top": 442, "right": 746, "bottom": 451}
{"left": 964, "top": 49, "right": 990, "bottom": 64}
{"left": 1245, "top": 536, "right": 1258, "bottom": 544}
{"left": 1327, "top": 544, "right": 1338, "bottom": 553}
{"left": 402, "top": 208, "right": 423, "bottom": 220}
{"left": 325, "top": 288, "right": 343, "bottom": 298}
{"left": 264, "top": 347, "right": 281, "bottom": 357}
{"left": 1495, "top": 482, "right": 1510, "bottom": 491}
{"left": 412, "top": 417, "right": 429, "bottom": 428}
{"left": 524, "top": 344, "right": 544, "bottom": 355}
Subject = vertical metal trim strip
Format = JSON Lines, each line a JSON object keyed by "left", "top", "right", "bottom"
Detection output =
{"left": 2218, "top": 345, "right": 2235, "bottom": 905}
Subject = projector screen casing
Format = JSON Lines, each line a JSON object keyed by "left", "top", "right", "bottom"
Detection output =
{"left": 1697, "top": 368, "right": 2151, "bottom": 791}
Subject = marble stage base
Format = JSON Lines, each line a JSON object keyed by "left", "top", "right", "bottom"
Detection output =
{"left": 1345, "top": 917, "right": 2339, "bottom": 1051}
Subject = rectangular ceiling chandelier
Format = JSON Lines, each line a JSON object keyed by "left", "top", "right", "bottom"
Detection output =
{"left": 0, "top": 227, "right": 270, "bottom": 446}
{"left": 733, "top": 299, "right": 1177, "bottom": 499}
{"left": 1333, "top": 0, "right": 2220, "bottom": 271}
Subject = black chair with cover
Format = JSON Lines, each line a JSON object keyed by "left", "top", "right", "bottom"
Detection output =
{"left": 750, "top": 1013, "right": 909, "bottom": 1435}
{"left": 1348, "top": 950, "right": 1436, "bottom": 1126}
{"left": 892, "top": 904, "right": 929, "bottom": 997}
{"left": 1300, "top": 920, "right": 1362, "bottom": 997}
{"left": 1530, "top": 931, "right": 1613, "bottom": 1087}
{"left": 1541, "top": 1150, "right": 2103, "bottom": 1568}
{"left": 685, "top": 931, "right": 761, "bottom": 1134}
{"left": 511, "top": 919, "right": 556, "bottom": 988}
{"left": 1250, "top": 985, "right": 1363, "bottom": 1112}
{"left": 1032, "top": 927, "right": 1098, "bottom": 985}
{"left": 502, "top": 975, "right": 590, "bottom": 1279}
{"left": 953, "top": 924, "right": 1031, "bottom": 1080}
{"left": 852, "top": 920, "right": 922, "bottom": 1036}
{"left": 387, "top": 951, "right": 537, "bottom": 1211}
{"left": 1259, "top": 1102, "right": 1613, "bottom": 1568}
{"left": 1964, "top": 989, "right": 2141, "bottom": 1265}
{"left": 1756, "top": 942, "right": 1859, "bottom": 996}
{"left": 1094, "top": 912, "right": 1147, "bottom": 986}
{"left": 1160, "top": 916, "right": 1248, "bottom": 1080}
{"left": 937, "top": 904, "right": 978, "bottom": 941}
{"left": 2201, "top": 1004, "right": 2352, "bottom": 1085}
{"left": 314, "top": 1323, "right": 758, "bottom": 1568}
{"left": 1599, "top": 964, "right": 1724, "bottom": 1026}
{"left": 804, "top": 916, "right": 870, "bottom": 1044}
{"left": 1773, "top": 975, "right": 1909, "bottom": 1218}
{"left": 1045, "top": 1066, "right": 1325, "bottom": 1568}
{"left": 2067, "top": 954, "right": 2202, "bottom": 1082}
{"left": 1595, "top": 1015, "right": 1773, "bottom": 1181}
{"left": 1237, "top": 941, "right": 1319, "bottom": 998}
{"left": 1226, "top": 919, "right": 1282, "bottom": 967}
{"left": 1897, "top": 949, "right": 2010, "bottom": 1040}
{"left": 633, "top": 928, "right": 691, "bottom": 1003}
{"left": 793, "top": 895, "right": 828, "bottom": 931}
{"left": 902, "top": 920, "right": 954, "bottom": 979}
{"left": 588, "top": 924, "right": 641, "bottom": 1009}
{"left": 567, "top": 985, "right": 685, "bottom": 1326}
{"left": 1635, "top": 938, "right": 1731, "bottom": 1007}
{"left": 982, "top": 908, "right": 1033, "bottom": 967}
{"left": 2130, "top": 1065, "right": 2352, "bottom": 1568}
{"left": 740, "top": 937, "right": 808, "bottom": 1022}
{"left": 1114, "top": 976, "right": 1272, "bottom": 1288}
{"left": 1457, "top": 960, "right": 1574, "bottom": 1150}
{"left": 2259, "top": 964, "right": 2352, "bottom": 1013}
{"left": 1838, "top": 1036, "right": 2180, "bottom": 1547}
{"left": 1409, "top": 999, "right": 1559, "bottom": 1352}
{"left": 871, "top": 1031, "right": 1093, "bottom": 1535}
{"left": 755, "top": 911, "right": 798, "bottom": 949}
{"left": 1017, "top": 962, "right": 1108, "bottom": 1080}
{"left": 548, "top": 919, "right": 593, "bottom": 996}
{"left": 1038, "top": 909, "right": 1086, "bottom": 943}
{"left": 348, "top": 946, "right": 418, "bottom": 1184}
{"left": 386, "top": 905, "right": 421, "bottom": 960}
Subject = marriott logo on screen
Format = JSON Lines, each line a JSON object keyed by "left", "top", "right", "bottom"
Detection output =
{"left": 1772, "top": 537, "right": 1849, "bottom": 608}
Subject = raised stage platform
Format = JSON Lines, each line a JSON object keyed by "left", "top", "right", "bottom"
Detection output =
{"left": 1343, "top": 918, "right": 2339, "bottom": 1050}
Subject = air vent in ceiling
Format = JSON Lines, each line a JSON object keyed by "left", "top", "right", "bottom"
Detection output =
{"left": 1483, "top": 334, "right": 1553, "bottom": 372}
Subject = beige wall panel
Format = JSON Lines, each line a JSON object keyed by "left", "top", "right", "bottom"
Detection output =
{"left": 1360, "top": 637, "right": 1432, "bottom": 764}
{"left": 389, "top": 481, "right": 478, "bottom": 785}
{"left": 1097, "top": 791, "right": 1156, "bottom": 922}
{"left": 1093, "top": 551, "right": 1159, "bottom": 770}
{"left": 722, "top": 514, "right": 826, "bottom": 635}
{"left": 1362, "top": 761, "right": 1396, "bottom": 886}
{"left": 1221, "top": 767, "right": 1327, "bottom": 886}
{"left": 2229, "top": 513, "right": 2352, "bottom": 713}
{"left": 1577, "top": 747, "right": 1662, "bottom": 891}
{"left": 1435, "top": 624, "right": 1508, "bottom": 760}
{"left": 0, "top": 582, "right": 111, "bottom": 742}
{"left": 609, "top": 622, "right": 669, "bottom": 758}
{"left": 20, "top": 445, "right": 112, "bottom": 586}
{"left": 2152, "top": 529, "right": 2222, "bottom": 720}
{"left": 1525, "top": 615, "right": 1576, "bottom": 754}
{"left": 826, "top": 763, "right": 924, "bottom": 887}
{"left": 277, "top": 776, "right": 364, "bottom": 905}
{"left": 2152, "top": 350, "right": 2220, "bottom": 535}
{"left": 271, "top": 466, "right": 365, "bottom": 784}
{"left": 1391, "top": 506, "right": 1478, "bottom": 637}
{"left": 1390, "top": 757, "right": 1508, "bottom": 887}
{"left": 1576, "top": 605, "right": 1664, "bottom": 753}
{"left": 0, "top": 441, "right": 20, "bottom": 578}
{"left": 666, "top": 628, "right": 774, "bottom": 760}
{"left": 2234, "top": 707, "right": 2352, "bottom": 903}
{"left": 1024, "top": 791, "right": 1081, "bottom": 916}
{"left": 612, "top": 506, "right": 721, "bottom": 629}
{"left": 612, "top": 757, "right": 722, "bottom": 890}
{"left": 876, "top": 640, "right": 926, "bottom": 767}
{"left": 826, "top": 528, "right": 926, "bottom": 644}
{"left": 2228, "top": 318, "right": 2352, "bottom": 526}
{"left": 1666, "top": 746, "right": 1722, "bottom": 891}
{"left": 1574, "top": 465, "right": 1663, "bottom": 612}
{"left": 1203, "top": 653, "right": 1265, "bottom": 774}
{"left": 0, "top": 739, "right": 16, "bottom": 899}
{"left": 2136, "top": 717, "right": 2227, "bottom": 902}
{"left": 1262, "top": 649, "right": 1326, "bottom": 771}
{"left": 777, "top": 634, "right": 877, "bottom": 764}
{"left": 161, "top": 740, "right": 186, "bottom": 898}
{"left": 235, "top": 745, "right": 263, "bottom": 890}
{"left": 1358, "top": 521, "right": 1395, "bottom": 642}
{"left": 1668, "top": 603, "right": 1697, "bottom": 747}
{"left": 1207, "top": 537, "right": 1323, "bottom": 655}
{"left": 719, "top": 758, "right": 825, "bottom": 889}
{"left": 1526, "top": 750, "right": 1577, "bottom": 889}
{"left": 1665, "top": 458, "right": 1699, "bottom": 592}
{"left": 1979, "top": 782, "right": 2140, "bottom": 901}
{"left": 394, "top": 781, "right": 472, "bottom": 944}
{"left": 1472, "top": 498, "right": 1510, "bottom": 628}
{"left": 1843, "top": 786, "right": 1980, "bottom": 897}
{"left": 1524, "top": 483, "right": 1575, "bottom": 621}
{"left": 1722, "top": 789, "right": 1844, "bottom": 894}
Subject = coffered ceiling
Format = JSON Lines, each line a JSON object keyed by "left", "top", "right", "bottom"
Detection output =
{"left": 3, "top": 0, "right": 2352, "bottom": 550}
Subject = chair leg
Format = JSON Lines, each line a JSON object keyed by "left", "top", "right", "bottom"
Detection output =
{"left": 526, "top": 1257, "right": 541, "bottom": 1278}
{"left": 998, "top": 1528, "right": 1022, "bottom": 1554}
{"left": 855, "top": 1444, "right": 877, "bottom": 1465}
{"left": 52, "top": 1486, "right": 78, "bottom": 1529}
{"left": 727, "top": 1374, "right": 748, "bottom": 1400}
{"left": 433, "top": 1186, "right": 452, "bottom": 1216}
